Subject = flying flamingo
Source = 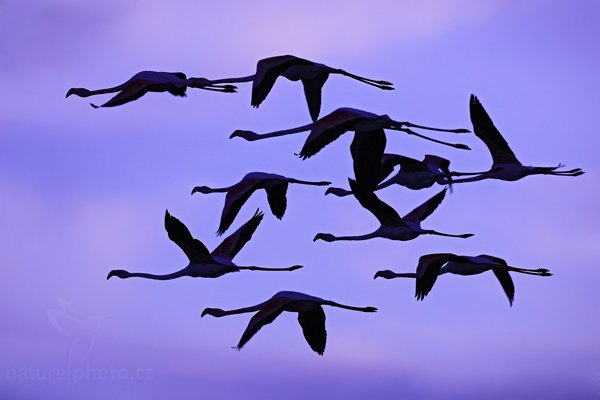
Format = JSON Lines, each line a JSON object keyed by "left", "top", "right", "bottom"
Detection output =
{"left": 326, "top": 153, "right": 493, "bottom": 196}
{"left": 374, "top": 253, "right": 552, "bottom": 306}
{"left": 230, "top": 107, "right": 471, "bottom": 152}
{"left": 201, "top": 291, "right": 377, "bottom": 355}
{"left": 191, "top": 172, "right": 331, "bottom": 235}
{"left": 208, "top": 55, "right": 394, "bottom": 121}
{"left": 314, "top": 179, "right": 473, "bottom": 243}
{"left": 449, "top": 95, "right": 583, "bottom": 183}
{"left": 107, "top": 210, "right": 302, "bottom": 280}
{"left": 66, "top": 71, "right": 237, "bottom": 108}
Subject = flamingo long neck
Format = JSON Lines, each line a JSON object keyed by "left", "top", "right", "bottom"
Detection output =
{"left": 203, "top": 185, "right": 236, "bottom": 193}
{"left": 218, "top": 303, "right": 266, "bottom": 316}
{"left": 125, "top": 269, "right": 186, "bottom": 280}
{"left": 329, "top": 232, "right": 379, "bottom": 241}
{"left": 254, "top": 123, "right": 314, "bottom": 140}
{"left": 87, "top": 85, "right": 126, "bottom": 95}
{"left": 391, "top": 272, "right": 418, "bottom": 278}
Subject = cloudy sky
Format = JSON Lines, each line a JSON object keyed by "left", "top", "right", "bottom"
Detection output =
{"left": 1, "top": 1, "right": 599, "bottom": 399}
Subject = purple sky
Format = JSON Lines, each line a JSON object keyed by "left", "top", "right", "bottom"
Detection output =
{"left": 1, "top": 1, "right": 599, "bottom": 399}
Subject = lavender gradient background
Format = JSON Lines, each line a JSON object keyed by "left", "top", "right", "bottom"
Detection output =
{"left": 1, "top": 1, "right": 599, "bottom": 399}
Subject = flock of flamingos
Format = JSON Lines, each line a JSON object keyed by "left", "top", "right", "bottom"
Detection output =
{"left": 67, "top": 55, "right": 583, "bottom": 355}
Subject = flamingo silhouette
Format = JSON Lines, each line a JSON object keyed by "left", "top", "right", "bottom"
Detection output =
{"left": 449, "top": 95, "right": 583, "bottom": 183}
{"left": 314, "top": 179, "right": 473, "bottom": 243}
{"left": 231, "top": 107, "right": 470, "bottom": 152}
{"left": 66, "top": 71, "right": 237, "bottom": 108}
{"left": 326, "top": 153, "right": 493, "bottom": 196}
{"left": 374, "top": 253, "right": 552, "bottom": 306}
{"left": 201, "top": 291, "right": 377, "bottom": 355}
{"left": 209, "top": 55, "right": 394, "bottom": 121}
{"left": 191, "top": 172, "right": 330, "bottom": 235}
{"left": 107, "top": 210, "right": 302, "bottom": 280}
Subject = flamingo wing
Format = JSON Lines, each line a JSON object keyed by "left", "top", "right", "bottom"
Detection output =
{"left": 302, "top": 74, "right": 329, "bottom": 121}
{"left": 492, "top": 268, "right": 515, "bottom": 306}
{"left": 218, "top": 177, "right": 262, "bottom": 235}
{"left": 348, "top": 178, "right": 407, "bottom": 227}
{"left": 265, "top": 182, "right": 289, "bottom": 219}
{"left": 164, "top": 210, "right": 213, "bottom": 263}
{"left": 211, "top": 210, "right": 264, "bottom": 261}
{"left": 415, "top": 253, "right": 461, "bottom": 300}
{"left": 251, "top": 55, "right": 310, "bottom": 108}
{"left": 403, "top": 188, "right": 447, "bottom": 223}
{"left": 297, "top": 306, "right": 327, "bottom": 355}
{"left": 350, "top": 129, "right": 387, "bottom": 191}
{"left": 298, "top": 108, "right": 368, "bottom": 159}
{"left": 470, "top": 94, "right": 520, "bottom": 165}
{"left": 94, "top": 79, "right": 153, "bottom": 108}
{"left": 481, "top": 255, "right": 515, "bottom": 305}
{"left": 236, "top": 297, "right": 290, "bottom": 350}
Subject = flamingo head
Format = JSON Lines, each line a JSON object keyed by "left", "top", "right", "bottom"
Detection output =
{"left": 66, "top": 88, "right": 92, "bottom": 98}
{"left": 229, "top": 130, "right": 260, "bottom": 141}
{"left": 373, "top": 270, "right": 397, "bottom": 280}
{"left": 191, "top": 186, "right": 212, "bottom": 195}
{"left": 107, "top": 269, "right": 130, "bottom": 280}
{"left": 313, "top": 233, "right": 335, "bottom": 242}
{"left": 201, "top": 308, "right": 226, "bottom": 318}
{"left": 324, "top": 187, "right": 350, "bottom": 197}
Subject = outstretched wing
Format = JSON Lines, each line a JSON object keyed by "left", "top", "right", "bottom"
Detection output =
{"left": 236, "top": 297, "right": 289, "bottom": 350}
{"left": 297, "top": 306, "right": 327, "bottom": 355}
{"left": 94, "top": 79, "right": 152, "bottom": 108}
{"left": 211, "top": 210, "right": 264, "bottom": 261}
{"left": 252, "top": 55, "right": 311, "bottom": 107}
{"left": 298, "top": 108, "right": 373, "bottom": 159}
{"left": 350, "top": 129, "right": 387, "bottom": 191}
{"left": 164, "top": 210, "right": 213, "bottom": 263}
{"left": 415, "top": 253, "right": 461, "bottom": 300}
{"left": 348, "top": 178, "right": 407, "bottom": 227}
{"left": 481, "top": 255, "right": 514, "bottom": 306}
{"left": 265, "top": 182, "right": 289, "bottom": 219}
{"left": 218, "top": 177, "right": 262, "bottom": 235}
{"left": 470, "top": 94, "right": 520, "bottom": 165}
{"left": 492, "top": 269, "right": 515, "bottom": 306}
{"left": 403, "top": 189, "right": 447, "bottom": 223}
{"left": 302, "top": 74, "right": 329, "bottom": 122}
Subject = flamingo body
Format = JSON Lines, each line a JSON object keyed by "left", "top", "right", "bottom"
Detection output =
{"left": 202, "top": 291, "right": 377, "bottom": 355}
{"left": 66, "top": 71, "right": 236, "bottom": 108}
{"left": 374, "top": 253, "right": 552, "bottom": 305}
{"left": 192, "top": 171, "right": 330, "bottom": 235}
{"left": 106, "top": 210, "right": 302, "bottom": 280}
